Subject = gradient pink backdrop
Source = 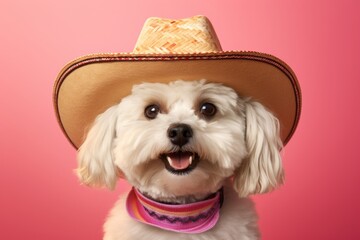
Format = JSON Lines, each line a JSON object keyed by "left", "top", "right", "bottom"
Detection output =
{"left": 1, "top": 0, "right": 359, "bottom": 239}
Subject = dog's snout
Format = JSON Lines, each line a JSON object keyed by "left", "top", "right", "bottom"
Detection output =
{"left": 167, "top": 123, "right": 193, "bottom": 147}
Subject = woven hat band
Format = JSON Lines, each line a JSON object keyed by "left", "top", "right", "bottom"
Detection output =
{"left": 133, "top": 16, "right": 223, "bottom": 54}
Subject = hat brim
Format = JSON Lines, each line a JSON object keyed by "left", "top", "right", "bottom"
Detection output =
{"left": 53, "top": 52, "right": 301, "bottom": 149}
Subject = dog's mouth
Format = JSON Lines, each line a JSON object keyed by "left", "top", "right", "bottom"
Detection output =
{"left": 161, "top": 151, "right": 200, "bottom": 175}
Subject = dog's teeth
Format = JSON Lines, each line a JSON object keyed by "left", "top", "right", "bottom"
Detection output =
{"left": 166, "top": 156, "right": 178, "bottom": 168}
{"left": 165, "top": 153, "right": 193, "bottom": 170}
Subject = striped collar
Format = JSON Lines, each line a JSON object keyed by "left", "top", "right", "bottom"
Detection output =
{"left": 126, "top": 187, "right": 223, "bottom": 233}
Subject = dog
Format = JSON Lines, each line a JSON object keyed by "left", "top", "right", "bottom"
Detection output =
{"left": 75, "top": 79, "right": 284, "bottom": 240}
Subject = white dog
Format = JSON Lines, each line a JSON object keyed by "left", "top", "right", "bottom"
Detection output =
{"left": 77, "top": 80, "right": 283, "bottom": 240}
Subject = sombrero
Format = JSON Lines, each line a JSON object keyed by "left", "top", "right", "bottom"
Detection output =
{"left": 53, "top": 15, "right": 301, "bottom": 149}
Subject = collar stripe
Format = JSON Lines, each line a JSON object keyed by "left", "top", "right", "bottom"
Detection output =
{"left": 126, "top": 187, "right": 222, "bottom": 233}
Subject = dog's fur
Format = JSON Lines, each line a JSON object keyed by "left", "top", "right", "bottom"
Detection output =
{"left": 77, "top": 80, "right": 283, "bottom": 240}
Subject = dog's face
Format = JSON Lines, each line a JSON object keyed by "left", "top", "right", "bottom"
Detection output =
{"left": 77, "top": 80, "right": 284, "bottom": 202}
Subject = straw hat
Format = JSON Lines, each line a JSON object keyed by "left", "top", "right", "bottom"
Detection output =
{"left": 53, "top": 15, "right": 301, "bottom": 149}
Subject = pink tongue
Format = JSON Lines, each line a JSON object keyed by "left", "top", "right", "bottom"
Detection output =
{"left": 167, "top": 152, "right": 192, "bottom": 170}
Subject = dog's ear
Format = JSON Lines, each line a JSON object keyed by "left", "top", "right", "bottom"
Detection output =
{"left": 77, "top": 105, "right": 119, "bottom": 189}
{"left": 233, "top": 100, "right": 284, "bottom": 197}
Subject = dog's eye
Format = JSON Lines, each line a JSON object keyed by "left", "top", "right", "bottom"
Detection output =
{"left": 144, "top": 104, "right": 160, "bottom": 119}
{"left": 200, "top": 102, "right": 217, "bottom": 117}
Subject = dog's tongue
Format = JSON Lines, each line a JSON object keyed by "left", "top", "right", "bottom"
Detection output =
{"left": 167, "top": 152, "right": 193, "bottom": 170}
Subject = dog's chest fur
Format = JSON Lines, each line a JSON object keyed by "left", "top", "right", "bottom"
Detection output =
{"left": 103, "top": 186, "right": 260, "bottom": 240}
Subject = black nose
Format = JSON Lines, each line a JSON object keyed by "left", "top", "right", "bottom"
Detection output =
{"left": 167, "top": 123, "right": 193, "bottom": 147}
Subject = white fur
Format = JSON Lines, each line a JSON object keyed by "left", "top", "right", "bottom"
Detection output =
{"left": 77, "top": 80, "right": 284, "bottom": 239}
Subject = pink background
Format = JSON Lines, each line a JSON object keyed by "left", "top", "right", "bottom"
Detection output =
{"left": 1, "top": 0, "right": 359, "bottom": 239}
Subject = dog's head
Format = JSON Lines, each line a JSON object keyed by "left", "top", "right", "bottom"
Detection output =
{"left": 77, "top": 80, "right": 283, "bottom": 202}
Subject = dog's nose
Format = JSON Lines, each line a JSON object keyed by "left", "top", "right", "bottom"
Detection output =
{"left": 167, "top": 123, "right": 193, "bottom": 147}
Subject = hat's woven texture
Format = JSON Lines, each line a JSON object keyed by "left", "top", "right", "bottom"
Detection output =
{"left": 133, "top": 16, "right": 222, "bottom": 54}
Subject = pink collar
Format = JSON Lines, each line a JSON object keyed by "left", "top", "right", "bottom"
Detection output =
{"left": 126, "top": 187, "right": 223, "bottom": 234}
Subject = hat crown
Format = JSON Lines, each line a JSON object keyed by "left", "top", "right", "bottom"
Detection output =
{"left": 133, "top": 16, "right": 222, "bottom": 54}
